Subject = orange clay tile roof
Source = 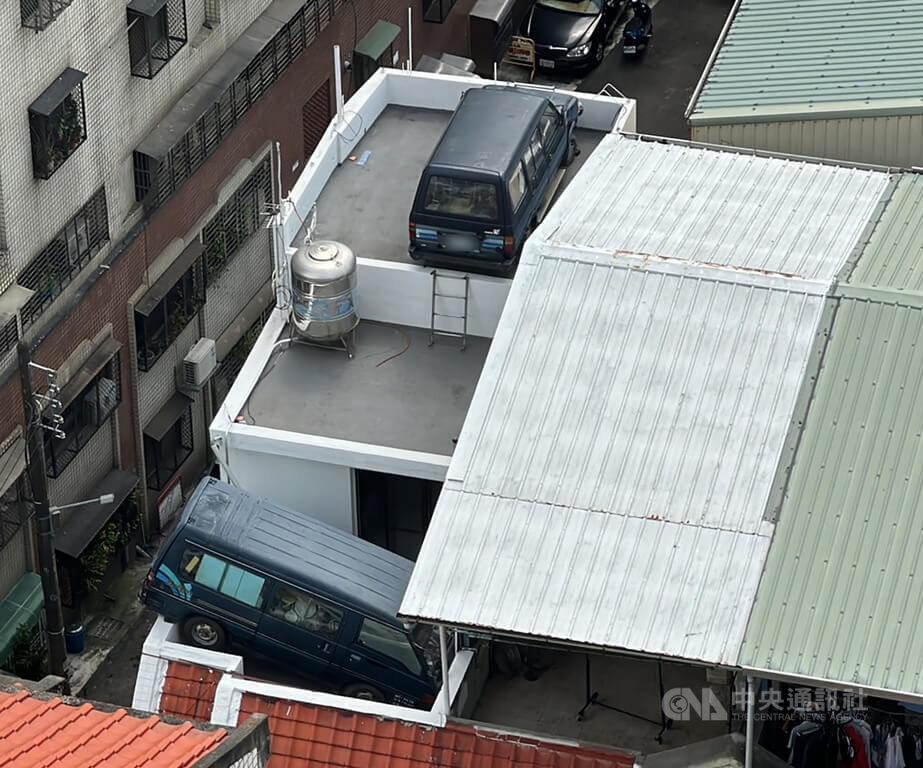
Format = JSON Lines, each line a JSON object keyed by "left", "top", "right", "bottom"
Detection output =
{"left": 238, "top": 694, "right": 637, "bottom": 768}
{"left": 160, "top": 661, "right": 223, "bottom": 722}
{"left": 0, "top": 689, "right": 227, "bottom": 768}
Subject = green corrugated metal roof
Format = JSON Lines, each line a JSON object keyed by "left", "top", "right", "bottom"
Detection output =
{"left": 690, "top": 0, "right": 923, "bottom": 123}
{"left": 848, "top": 175, "right": 923, "bottom": 293}
{"left": 741, "top": 296, "right": 923, "bottom": 695}
{"left": 0, "top": 572, "right": 43, "bottom": 667}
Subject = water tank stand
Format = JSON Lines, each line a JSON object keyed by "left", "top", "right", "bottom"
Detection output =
{"left": 289, "top": 328, "right": 356, "bottom": 359}
{"left": 429, "top": 270, "right": 469, "bottom": 350}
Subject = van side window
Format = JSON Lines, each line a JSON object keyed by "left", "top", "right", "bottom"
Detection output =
{"left": 508, "top": 162, "right": 527, "bottom": 211}
{"left": 180, "top": 548, "right": 266, "bottom": 608}
{"left": 268, "top": 585, "right": 343, "bottom": 638}
{"left": 357, "top": 619, "right": 422, "bottom": 675}
{"left": 540, "top": 106, "right": 563, "bottom": 149}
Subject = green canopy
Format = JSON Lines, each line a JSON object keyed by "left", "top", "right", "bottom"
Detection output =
{"left": 0, "top": 572, "right": 44, "bottom": 667}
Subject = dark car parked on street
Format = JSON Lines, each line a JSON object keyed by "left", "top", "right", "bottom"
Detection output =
{"left": 140, "top": 477, "right": 445, "bottom": 709}
{"left": 526, "top": 0, "right": 627, "bottom": 72}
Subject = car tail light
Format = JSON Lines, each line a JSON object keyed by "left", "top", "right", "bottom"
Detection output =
{"left": 409, "top": 222, "right": 416, "bottom": 240}
{"left": 504, "top": 236, "right": 514, "bottom": 255}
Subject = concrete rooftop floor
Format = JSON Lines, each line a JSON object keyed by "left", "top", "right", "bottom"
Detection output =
{"left": 311, "top": 105, "right": 606, "bottom": 264}
{"left": 243, "top": 322, "right": 489, "bottom": 455}
{"left": 473, "top": 649, "right": 730, "bottom": 755}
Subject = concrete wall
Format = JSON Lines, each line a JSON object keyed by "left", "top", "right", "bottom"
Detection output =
{"left": 225, "top": 451, "right": 354, "bottom": 532}
{"left": 691, "top": 113, "right": 923, "bottom": 168}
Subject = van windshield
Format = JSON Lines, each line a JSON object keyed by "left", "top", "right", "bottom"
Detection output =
{"left": 424, "top": 176, "right": 499, "bottom": 221}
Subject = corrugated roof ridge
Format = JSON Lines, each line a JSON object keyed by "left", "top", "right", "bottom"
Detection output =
{"left": 447, "top": 487, "right": 774, "bottom": 538}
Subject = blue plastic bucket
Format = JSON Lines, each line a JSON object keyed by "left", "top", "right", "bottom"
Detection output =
{"left": 65, "top": 625, "right": 86, "bottom": 654}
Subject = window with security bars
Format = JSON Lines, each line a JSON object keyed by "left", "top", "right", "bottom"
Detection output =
{"left": 0, "top": 469, "right": 27, "bottom": 551}
{"left": 203, "top": 158, "right": 272, "bottom": 284}
{"left": 17, "top": 188, "right": 109, "bottom": 330}
{"left": 0, "top": 317, "right": 19, "bottom": 361}
{"left": 21, "top": 0, "right": 74, "bottom": 30}
{"left": 44, "top": 353, "right": 121, "bottom": 478}
{"left": 29, "top": 69, "right": 87, "bottom": 180}
{"left": 127, "top": 0, "right": 188, "bottom": 79}
{"left": 133, "top": 0, "right": 343, "bottom": 210}
{"left": 204, "top": 0, "right": 219, "bottom": 27}
{"left": 212, "top": 305, "right": 273, "bottom": 405}
{"left": 135, "top": 259, "right": 205, "bottom": 371}
{"left": 144, "top": 403, "right": 193, "bottom": 490}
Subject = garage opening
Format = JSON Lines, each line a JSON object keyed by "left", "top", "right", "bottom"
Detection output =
{"left": 355, "top": 470, "right": 441, "bottom": 561}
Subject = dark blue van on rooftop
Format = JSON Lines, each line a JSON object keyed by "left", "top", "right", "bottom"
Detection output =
{"left": 409, "top": 85, "right": 580, "bottom": 275}
{"left": 140, "top": 477, "right": 443, "bottom": 708}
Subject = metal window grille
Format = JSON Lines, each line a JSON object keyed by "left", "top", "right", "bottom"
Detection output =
{"left": 212, "top": 304, "right": 273, "bottom": 404}
{"left": 204, "top": 0, "right": 220, "bottom": 27}
{"left": 29, "top": 73, "right": 87, "bottom": 180}
{"left": 0, "top": 316, "right": 19, "bottom": 362}
{"left": 135, "top": 257, "right": 205, "bottom": 372}
{"left": 20, "top": 0, "right": 74, "bottom": 31}
{"left": 0, "top": 459, "right": 26, "bottom": 551}
{"left": 144, "top": 403, "right": 193, "bottom": 490}
{"left": 203, "top": 158, "right": 273, "bottom": 284}
{"left": 17, "top": 188, "right": 109, "bottom": 330}
{"left": 127, "top": 0, "right": 188, "bottom": 79}
{"left": 44, "top": 353, "right": 122, "bottom": 478}
{"left": 134, "top": 0, "right": 343, "bottom": 210}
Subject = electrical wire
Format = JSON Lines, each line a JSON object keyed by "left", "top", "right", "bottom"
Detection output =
{"left": 375, "top": 326, "right": 411, "bottom": 367}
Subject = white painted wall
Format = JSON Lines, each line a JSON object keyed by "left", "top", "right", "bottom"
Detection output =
{"left": 226, "top": 448, "right": 354, "bottom": 532}
{"left": 691, "top": 113, "right": 922, "bottom": 168}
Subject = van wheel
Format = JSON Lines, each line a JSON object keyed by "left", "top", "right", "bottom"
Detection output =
{"left": 343, "top": 682, "right": 385, "bottom": 702}
{"left": 182, "top": 616, "right": 226, "bottom": 650}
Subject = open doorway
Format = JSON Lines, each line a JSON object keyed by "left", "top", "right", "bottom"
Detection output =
{"left": 355, "top": 470, "right": 441, "bottom": 561}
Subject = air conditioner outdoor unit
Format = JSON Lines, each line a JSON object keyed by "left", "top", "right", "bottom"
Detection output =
{"left": 182, "top": 338, "right": 217, "bottom": 391}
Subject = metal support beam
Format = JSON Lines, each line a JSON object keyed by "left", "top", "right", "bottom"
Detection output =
{"left": 439, "top": 625, "right": 451, "bottom": 715}
{"left": 745, "top": 675, "right": 754, "bottom": 768}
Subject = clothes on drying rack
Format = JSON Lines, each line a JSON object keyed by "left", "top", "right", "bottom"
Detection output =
{"left": 788, "top": 719, "right": 871, "bottom": 768}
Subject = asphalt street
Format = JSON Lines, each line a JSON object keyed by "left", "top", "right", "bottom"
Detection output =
{"left": 578, "top": 0, "right": 735, "bottom": 138}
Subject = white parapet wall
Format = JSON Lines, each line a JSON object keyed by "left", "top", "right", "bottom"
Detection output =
{"left": 209, "top": 68, "right": 634, "bottom": 519}
{"left": 134, "top": 616, "right": 476, "bottom": 724}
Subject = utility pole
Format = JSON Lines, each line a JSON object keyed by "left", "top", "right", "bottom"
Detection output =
{"left": 17, "top": 341, "right": 69, "bottom": 691}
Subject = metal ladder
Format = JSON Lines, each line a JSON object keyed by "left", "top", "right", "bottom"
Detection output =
{"left": 429, "top": 270, "right": 469, "bottom": 350}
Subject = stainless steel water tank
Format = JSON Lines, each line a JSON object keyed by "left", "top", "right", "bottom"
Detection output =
{"left": 290, "top": 240, "right": 359, "bottom": 343}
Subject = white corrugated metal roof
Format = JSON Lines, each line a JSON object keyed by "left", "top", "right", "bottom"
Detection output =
{"left": 403, "top": 258, "right": 823, "bottom": 664}
{"left": 543, "top": 136, "right": 889, "bottom": 281}
{"left": 401, "top": 135, "right": 892, "bottom": 666}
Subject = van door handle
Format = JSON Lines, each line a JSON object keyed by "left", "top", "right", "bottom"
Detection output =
{"left": 349, "top": 653, "right": 361, "bottom": 662}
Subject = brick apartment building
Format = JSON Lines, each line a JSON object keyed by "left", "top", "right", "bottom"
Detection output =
{"left": 0, "top": 0, "right": 470, "bottom": 665}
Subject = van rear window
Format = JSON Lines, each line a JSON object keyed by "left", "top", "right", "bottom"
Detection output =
{"left": 424, "top": 176, "right": 499, "bottom": 221}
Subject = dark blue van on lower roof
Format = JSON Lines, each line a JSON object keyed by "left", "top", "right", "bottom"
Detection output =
{"left": 140, "top": 477, "right": 443, "bottom": 708}
{"left": 409, "top": 85, "right": 580, "bottom": 275}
